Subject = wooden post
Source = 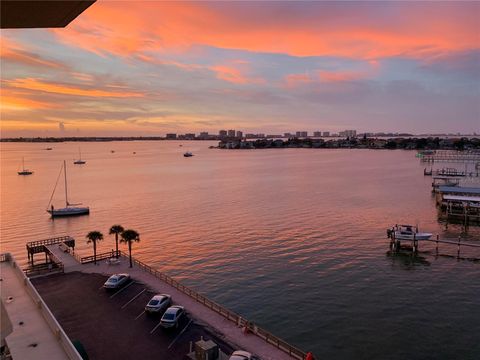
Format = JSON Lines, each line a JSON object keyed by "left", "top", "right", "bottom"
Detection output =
{"left": 436, "top": 234, "right": 439, "bottom": 255}
{"left": 457, "top": 237, "right": 461, "bottom": 259}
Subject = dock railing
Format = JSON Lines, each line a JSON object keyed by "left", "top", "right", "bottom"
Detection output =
{"left": 1, "top": 253, "right": 82, "bottom": 360}
{"left": 118, "top": 251, "right": 309, "bottom": 360}
{"left": 26, "top": 235, "right": 74, "bottom": 249}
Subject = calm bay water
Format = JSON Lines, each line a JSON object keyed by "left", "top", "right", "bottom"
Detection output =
{"left": 1, "top": 141, "right": 479, "bottom": 359}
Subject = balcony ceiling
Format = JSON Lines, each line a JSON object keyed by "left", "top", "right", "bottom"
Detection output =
{"left": 1, "top": 0, "right": 95, "bottom": 29}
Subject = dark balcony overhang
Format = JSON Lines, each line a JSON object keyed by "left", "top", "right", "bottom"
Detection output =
{"left": 1, "top": 0, "right": 96, "bottom": 29}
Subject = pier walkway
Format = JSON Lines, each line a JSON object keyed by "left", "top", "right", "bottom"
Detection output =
{"left": 36, "top": 245, "right": 305, "bottom": 360}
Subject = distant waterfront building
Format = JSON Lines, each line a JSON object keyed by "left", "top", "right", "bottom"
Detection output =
{"left": 257, "top": 133, "right": 265, "bottom": 138}
{"left": 199, "top": 132, "right": 209, "bottom": 140}
{"left": 184, "top": 133, "right": 196, "bottom": 140}
{"left": 339, "top": 130, "right": 357, "bottom": 138}
{"left": 219, "top": 130, "right": 227, "bottom": 137}
{"left": 245, "top": 133, "right": 255, "bottom": 138}
{"left": 236, "top": 131, "right": 243, "bottom": 138}
{"left": 296, "top": 131, "right": 308, "bottom": 137}
{"left": 166, "top": 133, "right": 177, "bottom": 140}
{"left": 267, "top": 134, "right": 282, "bottom": 138}
{"left": 322, "top": 131, "right": 330, "bottom": 137}
{"left": 227, "top": 129, "right": 236, "bottom": 137}
{"left": 284, "top": 133, "right": 293, "bottom": 138}
{"left": 313, "top": 131, "right": 322, "bottom": 137}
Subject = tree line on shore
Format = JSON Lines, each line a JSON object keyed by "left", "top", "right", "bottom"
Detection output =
{"left": 218, "top": 136, "right": 480, "bottom": 150}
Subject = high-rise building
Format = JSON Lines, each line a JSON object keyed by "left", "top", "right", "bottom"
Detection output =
{"left": 296, "top": 131, "right": 308, "bottom": 137}
{"left": 227, "top": 129, "right": 236, "bottom": 137}
{"left": 166, "top": 133, "right": 177, "bottom": 139}
{"left": 322, "top": 131, "right": 330, "bottom": 137}
{"left": 284, "top": 133, "right": 293, "bottom": 138}
{"left": 199, "top": 132, "right": 209, "bottom": 139}
{"left": 313, "top": 131, "right": 322, "bottom": 137}
{"left": 219, "top": 130, "right": 227, "bottom": 137}
{"left": 184, "top": 133, "right": 195, "bottom": 140}
{"left": 236, "top": 131, "right": 243, "bottom": 138}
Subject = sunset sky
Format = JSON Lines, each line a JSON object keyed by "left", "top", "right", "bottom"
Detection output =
{"left": 1, "top": 1, "right": 479, "bottom": 137}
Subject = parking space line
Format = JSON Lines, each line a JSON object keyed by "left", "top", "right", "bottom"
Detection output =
{"left": 121, "top": 288, "right": 146, "bottom": 309}
{"left": 109, "top": 281, "right": 135, "bottom": 299}
{"left": 134, "top": 310, "right": 145, "bottom": 320}
{"left": 168, "top": 319, "right": 193, "bottom": 349}
{"left": 150, "top": 321, "right": 163, "bottom": 334}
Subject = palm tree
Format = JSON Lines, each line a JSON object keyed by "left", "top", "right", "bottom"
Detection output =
{"left": 109, "top": 225, "right": 124, "bottom": 258}
{"left": 120, "top": 229, "right": 140, "bottom": 268}
{"left": 86, "top": 231, "right": 104, "bottom": 265}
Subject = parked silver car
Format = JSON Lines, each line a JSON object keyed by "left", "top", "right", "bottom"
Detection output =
{"left": 229, "top": 350, "right": 260, "bottom": 360}
{"left": 103, "top": 273, "right": 130, "bottom": 289}
{"left": 160, "top": 305, "right": 185, "bottom": 329}
{"left": 145, "top": 294, "right": 172, "bottom": 314}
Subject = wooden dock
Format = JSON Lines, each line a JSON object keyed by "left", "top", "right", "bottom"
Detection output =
{"left": 421, "top": 150, "right": 480, "bottom": 163}
{"left": 26, "top": 236, "right": 75, "bottom": 265}
{"left": 387, "top": 232, "right": 480, "bottom": 260}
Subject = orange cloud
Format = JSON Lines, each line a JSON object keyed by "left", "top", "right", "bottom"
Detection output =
{"left": 210, "top": 65, "right": 264, "bottom": 85}
{"left": 5, "top": 78, "right": 143, "bottom": 98}
{"left": 1, "top": 38, "right": 67, "bottom": 69}
{"left": 52, "top": 2, "right": 479, "bottom": 59}
{"left": 1, "top": 93, "right": 60, "bottom": 111}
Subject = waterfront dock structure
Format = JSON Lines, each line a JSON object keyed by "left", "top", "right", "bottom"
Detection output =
{"left": 10, "top": 239, "right": 310, "bottom": 360}
{"left": 387, "top": 232, "right": 480, "bottom": 259}
{"left": 421, "top": 150, "right": 480, "bottom": 163}
{"left": 433, "top": 186, "right": 480, "bottom": 226}
{"left": 0, "top": 253, "right": 82, "bottom": 360}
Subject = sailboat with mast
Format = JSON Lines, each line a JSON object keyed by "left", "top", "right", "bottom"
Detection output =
{"left": 46, "top": 160, "right": 89, "bottom": 217}
{"left": 74, "top": 148, "right": 86, "bottom": 164}
{"left": 18, "top": 157, "right": 33, "bottom": 175}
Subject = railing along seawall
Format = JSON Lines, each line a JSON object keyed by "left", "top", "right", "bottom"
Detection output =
{"left": 1, "top": 253, "right": 82, "bottom": 360}
{"left": 118, "top": 251, "right": 309, "bottom": 360}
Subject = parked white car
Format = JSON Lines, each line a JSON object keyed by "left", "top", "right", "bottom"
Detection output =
{"left": 103, "top": 273, "right": 130, "bottom": 289}
{"left": 160, "top": 305, "right": 185, "bottom": 329}
{"left": 145, "top": 294, "right": 172, "bottom": 314}
{"left": 229, "top": 350, "right": 259, "bottom": 360}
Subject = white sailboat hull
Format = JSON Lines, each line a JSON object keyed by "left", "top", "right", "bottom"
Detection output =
{"left": 47, "top": 207, "right": 90, "bottom": 217}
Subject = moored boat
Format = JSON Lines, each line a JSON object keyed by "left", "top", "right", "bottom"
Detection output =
{"left": 387, "top": 224, "right": 432, "bottom": 240}
{"left": 183, "top": 152, "right": 193, "bottom": 157}
{"left": 46, "top": 160, "right": 89, "bottom": 218}
{"left": 18, "top": 157, "right": 33, "bottom": 175}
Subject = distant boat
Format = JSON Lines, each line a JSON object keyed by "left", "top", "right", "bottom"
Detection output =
{"left": 74, "top": 148, "right": 86, "bottom": 165}
{"left": 183, "top": 152, "right": 193, "bottom": 157}
{"left": 18, "top": 157, "right": 33, "bottom": 175}
{"left": 45, "top": 147, "right": 53, "bottom": 150}
{"left": 46, "top": 160, "right": 89, "bottom": 218}
{"left": 388, "top": 224, "right": 432, "bottom": 240}
{"left": 111, "top": 150, "right": 115, "bottom": 153}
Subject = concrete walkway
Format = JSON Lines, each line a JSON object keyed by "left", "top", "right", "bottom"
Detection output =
{"left": 50, "top": 250, "right": 298, "bottom": 360}
{"left": 1, "top": 260, "right": 70, "bottom": 360}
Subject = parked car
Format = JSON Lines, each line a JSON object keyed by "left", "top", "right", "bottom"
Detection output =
{"left": 103, "top": 273, "right": 130, "bottom": 289}
{"left": 145, "top": 294, "right": 172, "bottom": 314}
{"left": 229, "top": 351, "right": 259, "bottom": 360}
{"left": 160, "top": 305, "right": 185, "bottom": 329}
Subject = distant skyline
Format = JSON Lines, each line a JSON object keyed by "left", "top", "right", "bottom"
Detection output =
{"left": 1, "top": 1, "right": 479, "bottom": 137}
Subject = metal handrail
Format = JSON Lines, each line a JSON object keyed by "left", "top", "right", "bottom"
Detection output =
{"left": 118, "top": 251, "right": 309, "bottom": 360}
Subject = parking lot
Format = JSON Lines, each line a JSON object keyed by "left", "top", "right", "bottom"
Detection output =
{"left": 32, "top": 271, "right": 234, "bottom": 360}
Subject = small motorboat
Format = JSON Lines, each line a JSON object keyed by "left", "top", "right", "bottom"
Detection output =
{"left": 387, "top": 224, "right": 432, "bottom": 240}
{"left": 183, "top": 152, "right": 193, "bottom": 157}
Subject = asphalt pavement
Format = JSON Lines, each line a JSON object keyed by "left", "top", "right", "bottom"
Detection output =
{"left": 32, "top": 272, "right": 235, "bottom": 360}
